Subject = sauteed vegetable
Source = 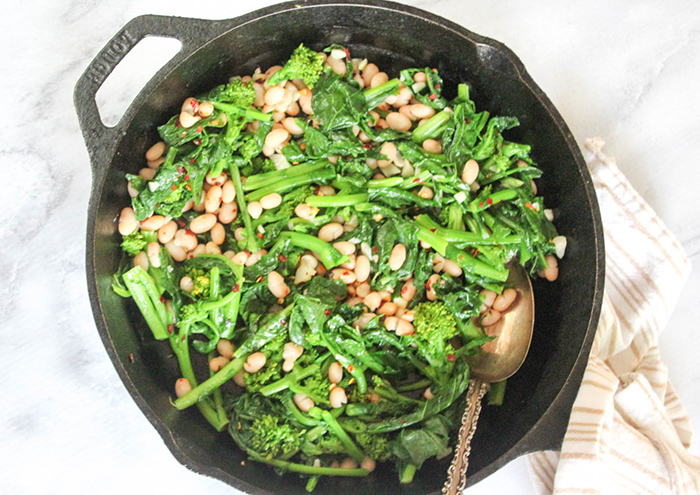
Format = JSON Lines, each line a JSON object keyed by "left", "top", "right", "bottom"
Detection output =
{"left": 112, "top": 43, "right": 566, "bottom": 490}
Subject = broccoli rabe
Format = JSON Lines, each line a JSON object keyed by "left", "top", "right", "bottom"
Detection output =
{"left": 267, "top": 43, "right": 325, "bottom": 88}
{"left": 120, "top": 230, "right": 157, "bottom": 256}
{"left": 203, "top": 77, "right": 256, "bottom": 108}
{"left": 184, "top": 267, "right": 211, "bottom": 299}
{"left": 408, "top": 301, "right": 460, "bottom": 383}
{"left": 250, "top": 414, "right": 303, "bottom": 458}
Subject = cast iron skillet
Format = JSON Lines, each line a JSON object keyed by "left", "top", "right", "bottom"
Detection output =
{"left": 74, "top": 1, "right": 605, "bottom": 493}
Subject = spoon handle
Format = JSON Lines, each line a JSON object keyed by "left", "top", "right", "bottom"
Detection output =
{"left": 442, "top": 378, "right": 489, "bottom": 495}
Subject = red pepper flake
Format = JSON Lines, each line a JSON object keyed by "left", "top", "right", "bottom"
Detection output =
{"left": 432, "top": 68, "right": 438, "bottom": 73}
{"left": 171, "top": 184, "right": 178, "bottom": 191}
{"left": 447, "top": 353, "right": 456, "bottom": 362}
{"left": 348, "top": 365, "right": 355, "bottom": 372}
{"left": 363, "top": 143, "right": 372, "bottom": 149}
{"left": 525, "top": 202, "right": 534, "bottom": 210}
{"left": 175, "top": 121, "right": 182, "bottom": 128}
{"left": 181, "top": 131, "right": 187, "bottom": 137}
{"left": 196, "top": 125, "right": 203, "bottom": 133}
{"left": 281, "top": 319, "right": 287, "bottom": 326}
{"left": 348, "top": 378, "right": 355, "bottom": 385}
{"left": 292, "top": 161, "right": 299, "bottom": 165}
{"left": 278, "top": 255, "right": 288, "bottom": 262}
{"left": 324, "top": 309, "right": 331, "bottom": 317}
{"left": 256, "top": 276, "right": 264, "bottom": 283}
{"left": 473, "top": 249, "right": 480, "bottom": 256}
{"left": 479, "top": 202, "right": 484, "bottom": 208}
{"left": 465, "top": 118, "right": 472, "bottom": 124}
{"left": 429, "top": 93, "right": 437, "bottom": 100}
{"left": 185, "top": 228, "right": 195, "bottom": 236}
{"left": 232, "top": 283, "right": 240, "bottom": 292}
{"left": 177, "top": 166, "right": 185, "bottom": 174}
{"left": 185, "top": 184, "right": 192, "bottom": 191}
{"left": 299, "top": 143, "right": 306, "bottom": 150}
{"left": 372, "top": 246, "right": 378, "bottom": 253}
{"left": 435, "top": 84, "right": 441, "bottom": 89}
{"left": 344, "top": 47, "right": 351, "bottom": 59}
{"left": 194, "top": 139, "right": 202, "bottom": 146}
{"left": 400, "top": 418, "right": 407, "bottom": 424}
{"left": 184, "top": 174, "right": 190, "bottom": 181}
{"left": 160, "top": 295, "right": 166, "bottom": 303}
{"left": 413, "top": 177, "right": 421, "bottom": 183}
{"left": 430, "top": 228, "right": 436, "bottom": 232}
{"left": 257, "top": 233, "right": 264, "bottom": 239}
{"left": 487, "top": 198, "right": 493, "bottom": 205}
{"left": 176, "top": 218, "right": 186, "bottom": 228}
{"left": 167, "top": 324, "right": 174, "bottom": 334}
{"left": 458, "top": 256, "right": 464, "bottom": 261}
{"left": 190, "top": 158, "right": 196, "bottom": 164}
{"left": 128, "top": 353, "right": 134, "bottom": 363}
{"left": 424, "top": 282, "right": 431, "bottom": 290}
{"left": 181, "top": 334, "right": 187, "bottom": 342}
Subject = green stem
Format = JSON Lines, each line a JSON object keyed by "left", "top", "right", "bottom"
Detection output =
{"left": 243, "top": 161, "right": 330, "bottom": 191}
{"left": 259, "top": 364, "right": 320, "bottom": 396}
{"left": 320, "top": 410, "right": 365, "bottom": 463}
{"left": 278, "top": 232, "right": 348, "bottom": 269}
{"left": 488, "top": 380, "right": 507, "bottom": 406}
{"left": 173, "top": 356, "right": 246, "bottom": 410}
{"left": 246, "top": 168, "right": 337, "bottom": 202}
{"left": 445, "top": 244, "right": 509, "bottom": 282}
{"left": 363, "top": 78, "right": 401, "bottom": 109}
{"left": 306, "top": 193, "right": 369, "bottom": 207}
{"left": 248, "top": 451, "right": 369, "bottom": 477}
{"left": 415, "top": 215, "right": 521, "bottom": 246}
{"left": 469, "top": 188, "right": 518, "bottom": 213}
{"left": 228, "top": 159, "right": 260, "bottom": 252}
{"left": 211, "top": 102, "right": 272, "bottom": 122}
{"left": 399, "top": 463, "right": 417, "bottom": 483}
{"left": 411, "top": 110, "right": 452, "bottom": 143}
{"left": 122, "top": 266, "right": 169, "bottom": 340}
{"left": 397, "top": 378, "right": 432, "bottom": 392}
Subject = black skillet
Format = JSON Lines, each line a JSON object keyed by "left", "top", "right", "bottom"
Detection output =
{"left": 74, "top": 1, "right": 605, "bottom": 493}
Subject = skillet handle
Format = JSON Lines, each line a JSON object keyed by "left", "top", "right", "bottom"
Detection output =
{"left": 73, "top": 14, "right": 227, "bottom": 179}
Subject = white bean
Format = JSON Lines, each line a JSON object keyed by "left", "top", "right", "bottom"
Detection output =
{"left": 205, "top": 185, "right": 222, "bottom": 213}
{"left": 385, "top": 112, "right": 412, "bottom": 132}
{"left": 364, "top": 292, "right": 382, "bottom": 311}
{"left": 260, "top": 193, "right": 282, "bottom": 210}
{"left": 205, "top": 241, "right": 221, "bottom": 254}
{"left": 157, "top": 220, "right": 177, "bottom": 244}
{"left": 217, "top": 339, "right": 235, "bottom": 359}
{"left": 282, "top": 342, "right": 303, "bottom": 372}
{"left": 481, "top": 309, "right": 502, "bottom": 326}
{"left": 133, "top": 251, "right": 149, "bottom": 270}
{"left": 356, "top": 281, "right": 371, "bottom": 298}
{"left": 264, "top": 85, "right": 286, "bottom": 106}
{"left": 145, "top": 141, "right": 166, "bottom": 162}
{"left": 411, "top": 103, "right": 436, "bottom": 119}
{"left": 245, "top": 249, "right": 267, "bottom": 266}
{"left": 293, "top": 393, "right": 315, "bottom": 412}
{"left": 190, "top": 213, "right": 217, "bottom": 234}
{"left": 179, "top": 111, "right": 200, "bottom": 128}
{"left": 210, "top": 223, "right": 225, "bottom": 245}
{"left": 493, "top": 288, "right": 517, "bottom": 312}
{"left": 268, "top": 271, "right": 290, "bottom": 299}
{"left": 180, "top": 275, "right": 194, "bottom": 292}
{"left": 353, "top": 312, "right": 376, "bottom": 330}
{"left": 282, "top": 116, "right": 304, "bottom": 135}
{"left": 222, "top": 180, "right": 236, "bottom": 203}
{"left": 147, "top": 242, "right": 161, "bottom": 268}
{"left": 400, "top": 278, "right": 416, "bottom": 301}
{"left": 175, "top": 378, "right": 192, "bottom": 398}
{"left": 247, "top": 201, "right": 263, "bottom": 219}
{"left": 174, "top": 228, "right": 198, "bottom": 251}
{"left": 231, "top": 251, "right": 250, "bottom": 266}
{"left": 218, "top": 202, "right": 238, "bottom": 224}
{"left": 462, "top": 159, "right": 480, "bottom": 185}
{"left": 139, "top": 215, "right": 167, "bottom": 231}
{"left": 333, "top": 241, "right": 356, "bottom": 256}
{"left": 395, "top": 318, "right": 415, "bottom": 336}
{"left": 295, "top": 203, "right": 319, "bottom": 220}
{"left": 330, "top": 387, "right": 348, "bottom": 409}
{"left": 361, "top": 457, "right": 376, "bottom": 473}
{"left": 165, "top": 241, "right": 187, "bottom": 262}
{"left": 328, "top": 362, "right": 343, "bottom": 384}
{"left": 209, "top": 356, "right": 230, "bottom": 372}
{"left": 244, "top": 352, "right": 267, "bottom": 373}
{"left": 443, "top": 259, "right": 463, "bottom": 277}
{"left": 264, "top": 128, "right": 290, "bottom": 149}
{"left": 118, "top": 207, "right": 139, "bottom": 236}
{"left": 426, "top": 273, "right": 440, "bottom": 301}
{"left": 331, "top": 268, "right": 356, "bottom": 284}
{"left": 378, "top": 302, "right": 398, "bottom": 316}
{"left": 318, "top": 222, "right": 344, "bottom": 242}
{"left": 389, "top": 244, "right": 406, "bottom": 270}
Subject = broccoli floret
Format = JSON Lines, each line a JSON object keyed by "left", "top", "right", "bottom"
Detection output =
{"left": 250, "top": 414, "right": 303, "bottom": 458}
{"left": 184, "top": 267, "right": 211, "bottom": 299}
{"left": 120, "top": 231, "right": 158, "bottom": 256}
{"left": 244, "top": 360, "right": 282, "bottom": 392}
{"left": 438, "top": 203, "right": 465, "bottom": 231}
{"left": 413, "top": 301, "right": 459, "bottom": 341}
{"left": 267, "top": 43, "right": 325, "bottom": 89}
{"left": 341, "top": 419, "right": 392, "bottom": 462}
{"left": 204, "top": 77, "right": 256, "bottom": 108}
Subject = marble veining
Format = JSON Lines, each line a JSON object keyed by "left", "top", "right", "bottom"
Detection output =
{"left": 2, "top": 1, "right": 699, "bottom": 494}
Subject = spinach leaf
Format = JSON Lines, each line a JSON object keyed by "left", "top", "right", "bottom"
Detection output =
{"left": 312, "top": 71, "right": 367, "bottom": 131}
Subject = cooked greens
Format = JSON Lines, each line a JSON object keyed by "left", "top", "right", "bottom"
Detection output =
{"left": 112, "top": 43, "right": 565, "bottom": 491}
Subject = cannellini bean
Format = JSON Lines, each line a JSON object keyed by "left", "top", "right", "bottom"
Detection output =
{"left": 218, "top": 202, "right": 238, "bottom": 224}
{"left": 493, "top": 288, "right": 518, "bottom": 312}
{"left": 165, "top": 241, "right": 187, "bottom": 262}
{"left": 180, "top": 275, "right": 194, "bottom": 292}
{"left": 174, "top": 228, "right": 198, "bottom": 251}
{"left": 140, "top": 215, "right": 167, "bottom": 231}
{"left": 234, "top": 227, "right": 246, "bottom": 242}
{"left": 317, "top": 185, "right": 336, "bottom": 196}
{"left": 295, "top": 203, "right": 319, "bottom": 220}
{"left": 209, "top": 356, "right": 230, "bottom": 372}
{"left": 400, "top": 279, "right": 417, "bottom": 301}
{"left": 244, "top": 352, "right": 267, "bottom": 373}
{"left": 198, "top": 101, "right": 214, "bottom": 118}
{"left": 423, "top": 387, "right": 435, "bottom": 400}
{"left": 399, "top": 104, "right": 416, "bottom": 120}
{"left": 552, "top": 235, "right": 567, "bottom": 259}
{"left": 361, "top": 457, "right": 376, "bottom": 473}
{"left": 462, "top": 159, "right": 480, "bottom": 185}
{"left": 330, "top": 387, "right": 348, "bottom": 409}
{"left": 386, "top": 112, "right": 412, "bottom": 132}
{"left": 418, "top": 186, "right": 434, "bottom": 199}
{"left": 221, "top": 180, "right": 236, "bottom": 203}
{"left": 384, "top": 316, "right": 399, "bottom": 332}
{"left": 401, "top": 309, "right": 415, "bottom": 322}
{"left": 145, "top": 141, "right": 166, "bottom": 161}
{"left": 538, "top": 254, "right": 559, "bottom": 281}
{"left": 231, "top": 251, "right": 250, "bottom": 266}
{"left": 282, "top": 116, "right": 304, "bottom": 135}
{"left": 206, "top": 172, "right": 227, "bottom": 186}
{"left": 188, "top": 244, "right": 206, "bottom": 258}
{"left": 422, "top": 138, "right": 442, "bottom": 154}
{"left": 217, "top": 339, "right": 235, "bottom": 360}
{"left": 118, "top": 207, "right": 139, "bottom": 236}
{"left": 433, "top": 253, "right": 446, "bottom": 272}
{"left": 264, "top": 85, "right": 286, "bottom": 106}
{"left": 378, "top": 302, "right": 398, "bottom": 316}
{"left": 331, "top": 268, "right": 356, "bottom": 284}
{"left": 233, "top": 370, "right": 246, "bottom": 387}
{"left": 181, "top": 97, "right": 198, "bottom": 114}
{"left": 333, "top": 241, "right": 356, "bottom": 256}
{"left": 205, "top": 241, "right": 221, "bottom": 254}
{"left": 479, "top": 289, "right": 497, "bottom": 311}
{"left": 247, "top": 201, "right": 263, "bottom": 219}
{"left": 395, "top": 318, "right": 415, "bottom": 336}
{"left": 179, "top": 111, "right": 200, "bottom": 128}
{"left": 205, "top": 185, "right": 222, "bottom": 213}
{"left": 379, "top": 141, "right": 398, "bottom": 163}
{"left": 127, "top": 182, "right": 140, "bottom": 198}
{"left": 328, "top": 362, "right": 344, "bottom": 384}
{"left": 293, "top": 393, "right": 315, "bottom": 412}
{"left": 282, "top": 342, "right": 304, "bottom": 372}
{"left": 370, "top": 71, "right": 389, "bottom": 88}
{"left": 356, "top": 282, "right": 371, "bottom": 299}
{"left": 362, "top": 63, "right": 379, "bottom": 86}
{"left": 426, "top": 273, "right": 440, "bottom": 301}
{"left": 326, "top": 55, "right": 347, "bottom": 76}
{"left": 157, "top": 220, "right": 177, "bottom": 244}
{"left": 210, "top": 223, "right": 225, "bottom": 245}
{"left": 318, "top": 222, "right": 344, "bottom": 242}
{"left": 175, "top": 378, "right": 192, "bottom": 398}
{"left": 147, "top": 242, "right": 161, "bottom": 268}
{"left": 223, "top": 250, "right": 235, "bottom": 260}
{"left": 364, "top": 292, "right": 382, "bottom": 311}
{"left": 245, "top": 249, "right": 267, "bottom": 266}
{"left": 377, "top": 290, "right": 392, "bottom": 302}
{"left": 294, "top": 263, "right": 316, "bottom": 285}
{"left": 264, "top": 128, "right": 290, "bottom": 149}
{"left": 354, "top": 312, "right": 376, "bottom": 330}
{"left": 133, "top": 251, "right": 149, "bottom": 270}
{"left": 268, "top": 271, "right": 290, "bottom": 299}
{"left": 260, "top": 193, "right": 282, "bottom": 210}
{"left": 443, "top": 259, "right": 463, "bottom": 277}
{"left": 481, "top": 309, "right": 502, "bottom": 326}
{"left": 190, "top": 213, "right": 217, "bottom": 234}
{"left": 410, "top": 102, "right": 435, "bottom": 118}
{"left": 354, "top": 255, "right": 371, "bottom": 283}
{"left": 389, "top": 244, "right": 406, "bottom": 270}
{"left": 147, "top": 157, "right": 165, "bottom": 169}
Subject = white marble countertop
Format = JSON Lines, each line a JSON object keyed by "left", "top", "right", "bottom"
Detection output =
{"left": 2, "top": 1, "right": 699, "bottom": 493}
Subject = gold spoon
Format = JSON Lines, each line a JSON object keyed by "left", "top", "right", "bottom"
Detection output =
{"left": 443, "top": 264, "right": 535, "bottom": 495}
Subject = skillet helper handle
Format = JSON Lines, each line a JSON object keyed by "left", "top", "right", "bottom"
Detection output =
{"left": 443, "top": 378, "right": 489, "bottom": 495}
{"left": 73, "top": 15, "right": 224, "bottom": 178}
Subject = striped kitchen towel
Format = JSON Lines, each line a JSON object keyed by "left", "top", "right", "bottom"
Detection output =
{"left": 527, "top": 138, "right": 700, "bottom": 494}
